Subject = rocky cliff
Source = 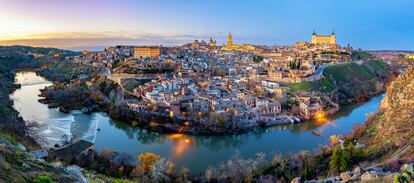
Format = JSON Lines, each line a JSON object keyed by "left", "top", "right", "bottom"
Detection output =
{"left": 364, "top": 67, "right": 414, "bottom": 159}
{"left": 377, "top": 67, "right": 414, "bottom": 146}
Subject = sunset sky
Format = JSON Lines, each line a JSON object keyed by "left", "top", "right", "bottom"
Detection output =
{"left": 1, "top": 0, "right": 413, "bottom": 51}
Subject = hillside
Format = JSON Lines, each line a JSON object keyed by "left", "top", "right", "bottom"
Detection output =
{"left": 288, "top": 60, "right": 391, "bottom": 104}
{"left": 0, "top": 136, "right": 82, "bottom": 182}
{"left": 0, "top": 46, "right": 85, "bottom": 182}
{"left": 325, "top": 60, "right": 391, "bottom": 104}
{"left": 323, "top": 60, "right": 389, "bottom": 83}
{"left": 288, "top": 77, "right": 335, "bottom": 92}
{"left": 359, "top": 67, "right": 414, "bottom": 161}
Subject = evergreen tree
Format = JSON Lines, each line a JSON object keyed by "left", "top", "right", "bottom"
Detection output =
{"left": 329, "top": 146, "right": 342, "bottom": 172}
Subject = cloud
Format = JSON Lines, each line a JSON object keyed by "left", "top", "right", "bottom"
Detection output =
{"left": 0, "top": 32, "right": 208, "bottom": 51}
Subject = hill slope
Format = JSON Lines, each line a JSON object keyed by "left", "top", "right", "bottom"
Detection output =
{"left": 363, "top": 67, "right": 414, "bottom": 160}
{"left": 288, "top": 60, "right": 391, "bottom": 104}
{"left": 324, "top": 60, "right": 389, "bottom": 83}
{"left": 325, "top": 60, "right": 391, "bottom": 104}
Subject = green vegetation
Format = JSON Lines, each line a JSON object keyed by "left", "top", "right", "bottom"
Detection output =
{"left": 393, "top": 163, "right": 414, "bottom": 183}
{"left": 253, "top": 55, "right": 264, "bottom": 62}
{"left": 0, "top": 132, "right": 18, "bottom": 145}
{"left": 288, "top": 78, "right": 334, "bottom": 91}
{"left": 287, "top": 60, "right": 388, "bottom": 92}
{"left": 39, "top": 61, "right": 96, "bottom": 82}
{"left": 329, "top": 141, "right": 364, "bottom": 173}
{"left": 122, "top": 79, "right": 150, "bottom": 92}
{"left": 351, "top": 51, "right": 372, "bottom": 60}
{"left": 323, "top": 60, "right": 389, "bottom": 82}
{"left": 321, "top": 50, "right": 350, "bottom": 55}
{"left": 0, "top": 45, "right": 79, "bottom": 141}
{"left": 289, "top": 59, "right": 302, "bottom": 69}
{"left": 112, "top": 59, "right": 121, "bottom": 68}
{"left": 0, "top": 46, "right": 42, "bottom": 137}
{"left": 32, "top": 175, "right": 54, "bottom": 183}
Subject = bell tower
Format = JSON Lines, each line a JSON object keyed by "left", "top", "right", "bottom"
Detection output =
{"left": 227, "top": 32, "right": 233, "bottom": 46}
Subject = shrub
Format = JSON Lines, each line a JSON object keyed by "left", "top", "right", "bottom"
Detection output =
{"left": 32, "top": 175, "right": 54, "bottom": 183}
{"left": 329, "top": 142, "right": 364, "bottom": 173}
{"left": 0, "top": 132, "right": 18, "bottom": 145}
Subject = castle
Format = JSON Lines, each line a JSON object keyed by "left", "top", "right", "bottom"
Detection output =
{"left": 311, "top": 31, "right": 336, "bottom": 45}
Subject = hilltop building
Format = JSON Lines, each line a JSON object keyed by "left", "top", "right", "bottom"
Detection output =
{"left": 182, "top": 38, "right": 217, "bottom": 50}
{"left": 221, "top": 32, "right": 255, "bottom": 52}
{"left": 311, "top": 31, "right": 336, "bottom": 45}
{"left": 81, "top": 50, "right": 90, "bottom": 55}
{"left": 208, "top": 37, "right": 217, "bottom": 47}
{"left": 134, "top": 46, "right": 167, "bottom": 59}
{"left": 227, "top": 32, "right": 233, "bottom": 46}
{"left": 405, "top": 54, "right": 414, "bottom": 59}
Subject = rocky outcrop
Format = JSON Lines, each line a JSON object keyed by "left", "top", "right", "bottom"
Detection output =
{"left": 371, "top": 67, "right": 414, "bottom": 152}
{"left": 0, "top": 136, "right": 80, "bottom": 182}
{"left": 302, "top": 166, "right": 395, "bottom": 183}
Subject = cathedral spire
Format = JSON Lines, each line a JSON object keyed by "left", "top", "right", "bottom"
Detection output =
{"left": 227, "top": 31, "right": 233, "bottom": 46}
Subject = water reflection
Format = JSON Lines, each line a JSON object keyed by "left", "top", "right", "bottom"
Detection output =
{"left": 13, "top": 71, "right": 385, "bottom": 172}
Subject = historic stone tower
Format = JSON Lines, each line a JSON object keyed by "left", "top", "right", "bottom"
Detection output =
{"left": 227, "top": 32, "right": 233, "bottom": 46}
{"left": 208, "top": 37, "right": 217, "bottom": 47}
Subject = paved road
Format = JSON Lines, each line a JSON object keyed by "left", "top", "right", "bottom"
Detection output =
{"left": 314, "top": 64, "right": 329, "bottom": 77}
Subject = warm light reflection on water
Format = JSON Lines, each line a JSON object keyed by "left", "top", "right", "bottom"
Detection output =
{"left": 314, "top": 116, "right": 331, "bottom": 126}
{"left": 12, "top": 71, "right": 385, "bottom": 172}
{"left": 168, "top": 134, "right": 193, "bottom": 156}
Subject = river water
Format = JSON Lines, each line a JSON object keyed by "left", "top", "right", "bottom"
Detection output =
{"left": 11, "top": 72, "right": 385, "bottom": 173}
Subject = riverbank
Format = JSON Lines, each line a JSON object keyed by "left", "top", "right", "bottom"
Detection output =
{"left": 12, "top": 71, "right": 388, "bottom": 173}
{"left": 34, "top": 60, "right": 394, "bottom": 138}
{"left": 34, "top": 74, "right": 304, "bottom": 136}
{"left": 37, "top": 74, "right": 388, "bottom": 138}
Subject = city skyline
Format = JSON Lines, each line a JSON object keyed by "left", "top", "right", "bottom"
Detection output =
{"left": 1, "top": 0, "right": 414, "bottom": 51}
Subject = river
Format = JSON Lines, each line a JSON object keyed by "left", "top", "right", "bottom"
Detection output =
{"left": 11, "top": 71, "right": 385, "bottom": 173}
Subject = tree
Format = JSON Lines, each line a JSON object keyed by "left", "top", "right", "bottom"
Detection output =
{"left": 138, "top": 152, "right": 161, "bottom": 174}
{"left": 329, "top": 146, "right": 342, "bottom": 173}
{"left": 329, "top": 143, "right": 364, "bottom": 173}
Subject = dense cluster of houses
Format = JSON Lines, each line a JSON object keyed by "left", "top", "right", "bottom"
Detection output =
{"left": 65, "top": 34, "right": 350, "bottom": 127}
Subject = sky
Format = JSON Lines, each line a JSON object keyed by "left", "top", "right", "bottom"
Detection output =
{"left": 0, "top": 0, "right": 413, "bottom": 51}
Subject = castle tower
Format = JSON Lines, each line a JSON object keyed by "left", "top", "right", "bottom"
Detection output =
{"left": 227, "top": 32, "right": 233, "bottom": 46}
{"left": 330, "top": 30, "right": 336, "bottom": 45}
{"left": 312, "top": 30, "right": 317, "bottom": 44}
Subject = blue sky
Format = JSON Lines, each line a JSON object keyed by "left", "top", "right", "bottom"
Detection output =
{"left": 0, "top": 0, "right": 413, "bottom": 50}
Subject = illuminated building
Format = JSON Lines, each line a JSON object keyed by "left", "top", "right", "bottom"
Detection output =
{"left": 81, "top": 50, "right": 90, "bottom": 55}
{"left": 208, "top": 37, "right": 217, "bottom": 47}
{"left": 311, "top": 31, "right": 336, "bottom": 45}
{"left": 227, "top": 32, "right": 233, "bottom": 46}
{"left": 405, "top": 54, "right": 414, "bottom": 59}
{"left": 221, "top": 32, "right": 255, "bottom": 52}
{"left": 134, "top": 46, "right": 167, "bottom": 59}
